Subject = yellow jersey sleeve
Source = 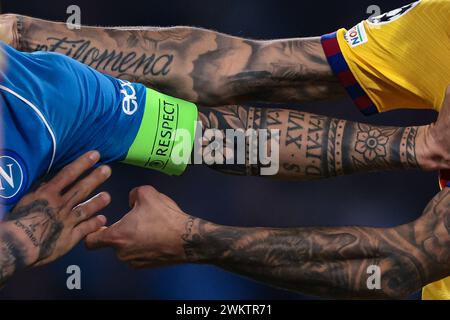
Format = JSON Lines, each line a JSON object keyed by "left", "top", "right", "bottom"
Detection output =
{"left": 322, "top": 0, "right": 450, "bottom": 301}
{"left": 423, "top": 277, "right": 450, "bottom": 300}
{"left": 321, "top": 0, "right": 450, "bottom": 114}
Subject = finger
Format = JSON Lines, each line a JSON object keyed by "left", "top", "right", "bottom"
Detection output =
{"left": 70, "top": 192, "right": 111, "bottom": 225}
{"left": 63, "top": 165, "right": 112, "bottom": 208}
{"left": 85, "top": 225, "right": 115, "bottom": 250}
{"left": 72, "top": 215, "right": 107, "bottom": 245}
{"left": 48, "top": 151, "right": 100, "bottom": 192}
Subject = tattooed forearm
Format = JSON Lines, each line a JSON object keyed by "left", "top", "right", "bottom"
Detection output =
{"left": 181, "top": 190, "right": 450, "bottom": 299}
{"left": 12, "top": 14, "right": 344, "bottom": 105}
{"left": 198, "top": 106, "right": 426, "bottom": 178}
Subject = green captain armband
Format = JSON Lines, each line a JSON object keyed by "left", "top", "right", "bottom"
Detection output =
{"left": 123, "top": 88, "right": 198, "bottom": 176}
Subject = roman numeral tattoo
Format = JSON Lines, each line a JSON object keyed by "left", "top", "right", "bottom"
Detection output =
{"left": 197, "top": 106, "right": 423, "bottom": 178}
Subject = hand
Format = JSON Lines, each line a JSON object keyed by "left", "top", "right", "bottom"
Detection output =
{"left": 420, "top": 85, "right": 450, "bottom": 172}
{"left": 409, "top": 187, "right": 450, "bottom": 280}
{"left": 85, "top": 186, "right": 190, "bottom": 268}
{"left": 0, "top": 14, "right": 19, "bottom": 48}
{"left": 4, "top": 151, "right": 111, "bottom": 267}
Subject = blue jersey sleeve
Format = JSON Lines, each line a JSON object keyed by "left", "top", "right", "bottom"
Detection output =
{"left": 3, "top": 44, "right": 146, "bottom": 168}
{"left": 0, "top": 86, "right": 54, "bottom": 214}
{"left": 0, "top": 43, "right": 146, "bottom": 212}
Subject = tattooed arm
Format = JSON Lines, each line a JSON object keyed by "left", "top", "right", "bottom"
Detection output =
{"left": 181, "top": 188, "right": 450, "bottom": 299}
{"left": 197, "top": 97, "right": 448, "bottom": 178}
{"left": 0, "top": 14, "right": 344, "bottom": 105}
{"left": 2, "top": 14, "right": 448, "bottom": 179}
{"left": 86, "top": 185, "right": 450, "bottom": 299}
{"left": 0, "top": 151, "right": 111, "bottom": 286}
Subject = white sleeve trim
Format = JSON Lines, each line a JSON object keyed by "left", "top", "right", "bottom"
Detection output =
{"left": 0, "top": 84, "right": 57, "bottom": 173}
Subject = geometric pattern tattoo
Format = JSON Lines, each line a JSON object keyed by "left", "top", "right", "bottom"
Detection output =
{"left": 198, "top": 106, "right": 422, "bottom": 179}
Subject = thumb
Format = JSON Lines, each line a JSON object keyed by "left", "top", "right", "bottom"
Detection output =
{"left": 85, "top": 226, "right": 114, "bottom": 250}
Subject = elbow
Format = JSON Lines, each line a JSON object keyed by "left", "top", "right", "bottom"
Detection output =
{"left": 0, "top": 14, "right": 21, "bottom": 49}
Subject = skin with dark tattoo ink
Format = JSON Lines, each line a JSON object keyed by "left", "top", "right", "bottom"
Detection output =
{"left": 197, "top": 104, "right": 442, "bottom": 179}
{"left": 181, "top": 191, "right": 450, "bottom": 299}
{"left": 0, "top": 151, "right": 111, "bottom": 286}
{"left": 0, "top": 231, "right": 27, "bottom": 285}
{"left": 5, "top": 200, "right": 63, "bottom": 260}
{"left": 4, "top": 14, "right": 345, "bottom": 105}
{"left": 85, "top": 185, "right": 450, "bottom": 299}
{"left": 3, "top": 14, "right": 450, "bottom": 177}
{"left": 193, "top": 193, "right": 447, "bottom": 299}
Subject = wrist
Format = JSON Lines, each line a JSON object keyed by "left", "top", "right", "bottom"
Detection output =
{"left": 417, "top": 124, "right": 450, "bottom": 171}
{"left": 0, "top": 221, "right": 39, "bottom": 268}
{"left": 181, "top": 217, "right": 227, "bottom": 264}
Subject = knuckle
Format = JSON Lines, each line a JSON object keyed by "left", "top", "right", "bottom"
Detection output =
{"left": 73, "top": 228, "right": 87, "bottom": 241}
{"left": 37, "top": 182, "right": 48, "bottom": 190}
{"left": 89, "top": 218, "right": 102, "bottom": 230}
{"left": 73, "top": 206, "right": 86, "bottom": 220}
{"left": 64, "top": 166, "right": 79, "bottom": 178}
{"left": 111, "top": 235, "right": 126, "bottom": 248}
{"left": 136, "top": 186, "right": 157, "bottom": 198}
{"left": 78, "top": 222, "right": 95, "bottom": 236}
{"left": 37, "top": 183, "right": 52, "bottom": 195}
{"left": 44, "top": 194, "right": 60, "bottom": 206}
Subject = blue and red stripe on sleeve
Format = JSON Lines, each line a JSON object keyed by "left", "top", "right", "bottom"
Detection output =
{"left": 321, "top": 32, "right": 378, "bottom": 116}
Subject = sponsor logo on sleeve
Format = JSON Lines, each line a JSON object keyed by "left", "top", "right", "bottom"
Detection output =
{"left": 367, "top": 1, "right": 420, "bottom": 26}
{"left": 0, "top": 150, "right": 28, "bottom": 205}
{"left": 119, "top": 80, "right": 138, "bottom": 116}
{"left": 344, "top": 22, "right": 368, "bottom": 47}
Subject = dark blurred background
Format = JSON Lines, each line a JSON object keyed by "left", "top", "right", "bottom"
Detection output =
{"left": 0, "top": 0, "right": 437, "bottom": 300}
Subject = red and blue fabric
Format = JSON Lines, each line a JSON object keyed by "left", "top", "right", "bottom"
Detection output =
{"left": 321, "top": 32, "right": 378, "bottom": 116}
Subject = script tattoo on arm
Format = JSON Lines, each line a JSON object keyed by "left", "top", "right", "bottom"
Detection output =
{"left": 15, "top": 14, "right": 345, "bottom": 105}
{"left": 197, "top": 106, "right": 423, "bottom": 178}
{"left": 181, "top": 190, "right": 450, "bottom": 299}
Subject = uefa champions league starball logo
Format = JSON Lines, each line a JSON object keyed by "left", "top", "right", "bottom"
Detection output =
{"left": 367, "top": 1, "right": 420, "bottom": 25}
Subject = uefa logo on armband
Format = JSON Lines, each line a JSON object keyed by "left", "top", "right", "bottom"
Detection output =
{"left": 0, "top": 150, "right": 27, "bottom": 205}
